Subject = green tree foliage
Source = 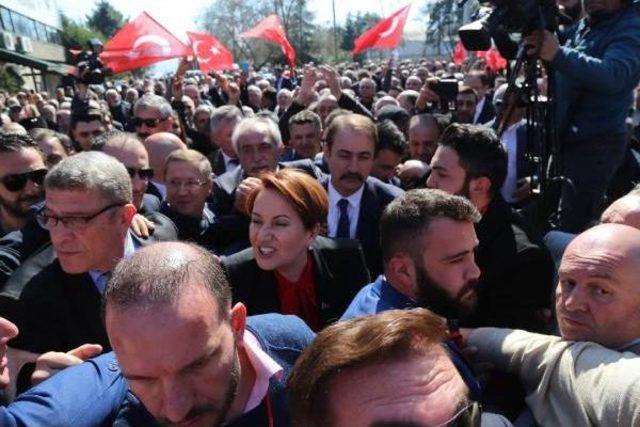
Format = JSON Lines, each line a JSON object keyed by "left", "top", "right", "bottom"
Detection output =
{"left": 422, "top": 0, "right": 464, "bottom": 56}
{"left": 200, "top": 0, "right": 318, "bottom": 68}
{"left": 86, "top": 0, "right": 125, "bottom": 38}
{"left": 0, "top": 66, "right": 24, "bottom": 92}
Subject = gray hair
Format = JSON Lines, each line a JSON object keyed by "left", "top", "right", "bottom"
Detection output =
{"left": 380, "top": 189, "right": 481, "bottom": 263}
{"left": 194, "top": 104, "right": 214, "bottom": 118}
{"left": 231, "top": 116, "right": 282, "bottom": 153}
{"left": 105, "top": 242, "right": 231, "bottom": 314}
{"left": 45, "top": 151, "right": 132, "bottom": 205}
{"left": 209, "top": 105, "right": 242, "bottom": 135}
{"left": 133, "top": 93, "right": 173, "bottom": 120}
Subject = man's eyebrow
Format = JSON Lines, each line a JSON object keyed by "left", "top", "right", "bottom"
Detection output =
{"left": 441, "top": 248, "right": 474, "bottom": 262}
{"left": 122, "top": 347, "right": 219, "bottom": 381}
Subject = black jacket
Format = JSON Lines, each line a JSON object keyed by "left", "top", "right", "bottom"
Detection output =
{"left": 159, "top": 203, "right": 226, "bottom": 252}
{"left": 223, "top": 236, "right": 371, "bottom": 329}
{"left": 474, "top": 93, "right": 496, "bottom": 125}
{"left": 469, "top": 195, "right": 554, "bottom": 332}
{"left": 321, "top": 175, "right": 403, "bottom": 277}
{"left": 0, "top": 213, "right": 178, "bottom": 353}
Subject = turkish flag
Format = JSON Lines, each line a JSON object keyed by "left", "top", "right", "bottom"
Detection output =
{"left": 239, "top": 15, "right": 295, "bottom": 68}
{"left": 351, "top": 4, "right": 411, "bottom": 56}
{"left": 452, "top": 41, "right": 468, "bottom": 65}
{"left": 101, "top": 12, "right": 191, "bottom": 74}
{"left": 484, "top": 48, "right": 508, "bottom": 72}
{"left": 187, "top": 32, "right": 234, "bottom": 72}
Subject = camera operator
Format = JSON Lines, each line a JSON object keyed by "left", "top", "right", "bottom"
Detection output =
{"left": 525, "top": 0, "right": 640, "bottom": 232}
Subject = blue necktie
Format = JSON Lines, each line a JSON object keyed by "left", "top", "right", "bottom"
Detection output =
{"left": 337, "top": 199, "right": 350, "bottom": 238}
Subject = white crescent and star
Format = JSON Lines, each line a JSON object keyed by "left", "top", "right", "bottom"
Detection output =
{"left": 130, "top": 34, "right": 171, "bottom": 58}
{"left": 379, "top": 17, "right": 400, "bottom": 39}
{"left": 192, "top": 40, "right": 222, "bottom": 63}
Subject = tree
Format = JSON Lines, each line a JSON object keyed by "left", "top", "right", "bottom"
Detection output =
{"left": 86, "top": 0, "right": 125, "bottom": 39}
{"left": 59, "top": 13, "right": 104, "bottom": 63}
{"left": 422, "top": 0, "right": 464, "bottom": 57}
{"left": 0, "top": 66, "right": 24, "bottom": 92}
{"left": 200, "top": 0, "right": 318, "bottom": 69}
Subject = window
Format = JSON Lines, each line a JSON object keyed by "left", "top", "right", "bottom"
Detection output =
{"left": 0, "top": 8, "right": 13, "bottom": 32}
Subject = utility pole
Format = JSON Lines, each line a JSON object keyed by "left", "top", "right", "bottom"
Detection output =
{"left": 332, "top": 0, "right": 338, "bottom": 63}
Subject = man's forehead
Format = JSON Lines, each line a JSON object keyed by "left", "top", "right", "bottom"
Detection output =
{"left": 136, "top": 108, "right": 161, "bottom": 119}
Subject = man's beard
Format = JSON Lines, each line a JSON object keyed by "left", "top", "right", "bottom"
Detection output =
{"left": 157, "top": 350, "right": 240, "bottom": 427}
{"left": 415, "top": 264, "right": 478, "bottom": 321}
{"left": 0, "top": 192, "right": 43, "bottom": 219}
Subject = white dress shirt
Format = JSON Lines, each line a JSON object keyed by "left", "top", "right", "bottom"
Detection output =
{"left": 222, "top": 151, "right": 240, "bottom": 172}
{"left": 500, "top": 120, "right": 525, "bottom": 204}
{"left": 90, "top": 232, "right": 137, "bottom": 294}
{"left": 473, "top": 96, "right": 486, "bottom": 124}
{"left": 327, "top": 180, "right": 365, "bottom": 239}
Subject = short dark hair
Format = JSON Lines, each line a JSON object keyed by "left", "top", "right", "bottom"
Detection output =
{"left": 380, "top": 189, "right": 481, "bottom": 263}
{"left": 288, "top": 308, "right": 448, "bottom": 427}
{"left": 0, "top": 131, "right": 38, "bottom": 153}
{"left": 439, "top": 123, "right": 507, "bottom": 197}
{"left": 376, "top": 120, "right": 407, "bottom": 157}
{"left": 289, "top": 110, "right": 322, "bottom": 133}
{"left": 105, "top": 242, "right": 231, "bottom": 316}
{"left": 457, "top": 85, "right": 478, "bottom": 103}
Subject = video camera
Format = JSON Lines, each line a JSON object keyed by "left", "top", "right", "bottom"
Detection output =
{"left": 75, "top": 39, "right": 109, "bottom": 85}
{"left": 458, "top": 0, "right": 558, "bottom": 58}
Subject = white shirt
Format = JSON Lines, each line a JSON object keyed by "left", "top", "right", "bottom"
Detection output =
{"left": 90, "top": 233, "right": 136, "bottom": 294}
{"left": 473, "top": 96, "right": 486, "bottom": 124}
{"left": 327, "top": 179, "right": 365, "bottom": 239}
{"left": 500, "top": 120, "right": 525, "bottom": 204}
{"left": 222, "top": 151, "right": 239, "bottom": 172}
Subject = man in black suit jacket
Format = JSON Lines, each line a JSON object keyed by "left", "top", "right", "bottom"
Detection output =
{"left": 211, "top": 117, "right": 322, "bottom": 252}
{"left": 465, "top": 70, "right": 496, "bottom": 125}
{"left": 322, "top": 114, "right": 403, "bottom": 277}
{"left": 205, "top": 106, "right": 242, "bottom": 177}
{"left": 0, "top": 152, "right": 177, "bottom": 354}
{"left": 427, "top": 124, "right": 553, "bottom": 332}
{"left": 223, "top": 236, "right": 371, "bottom": 326}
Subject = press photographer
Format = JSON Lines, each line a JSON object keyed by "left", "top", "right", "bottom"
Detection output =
{"left": 525, "top": 0, "right": 640, "bottom": 232}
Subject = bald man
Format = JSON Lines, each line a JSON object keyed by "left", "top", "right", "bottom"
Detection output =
{"left": 464, "top": 224, "right": 640, "bottom": 426}
{"left": 143, "top": 132, "right": 187, "bottom": 200}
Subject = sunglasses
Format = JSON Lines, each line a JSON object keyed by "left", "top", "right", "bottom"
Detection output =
{"left": 131, "top": 117, "right": 166, "bottom": 128}
{"left": 126, "top": 168, "right": 154, "bottom": 180}
{"left": 1, "top": 169, "right": 48, "bottom": 192}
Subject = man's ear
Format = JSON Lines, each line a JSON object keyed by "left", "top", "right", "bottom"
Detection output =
{"left": 387, "top": 254, "right": 419, "bottom": 301}
{"left": 121, "top": 204, "right": 137, "bottom": 227}
{"left": 230, "top": 302, "right": 247, "bottom": 344}
{"left": 468, "top": 176, "right": 491, "bottom": 197}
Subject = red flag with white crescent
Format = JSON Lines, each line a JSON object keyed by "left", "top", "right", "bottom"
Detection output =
{"left": 452, "top": 41, "right": 468, "bottom": 65}
{"left": 100, "top": 12, "right": 190, "bottom": 74}
{"left": 187, "top": 32, "right": 234, "bottom": 72}
{"left": 239, "top": 15, "right": 295, "bottom": 68}
{"left": 351, "top": 4, "right": 412, "bottom": 56}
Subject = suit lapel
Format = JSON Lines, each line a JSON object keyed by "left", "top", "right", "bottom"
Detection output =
{"left": 356, "top": 180, "right": 376, "bottom": 241}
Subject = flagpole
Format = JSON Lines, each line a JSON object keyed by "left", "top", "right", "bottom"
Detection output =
{"left": 332, "top": 0, "right": 338, "bottom": 63}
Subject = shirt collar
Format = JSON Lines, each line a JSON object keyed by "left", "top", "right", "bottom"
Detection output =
{"left": 618, "top": 337, "right": 640, "bottom": 353}
{"left": 242, "top": 330, "right": 283, "bottom": 414}
{"left": 328, "top": 179, "right": 365, "bottom": 209}
{"left": 89, "top": 233, "right": 137, "bottom": 289}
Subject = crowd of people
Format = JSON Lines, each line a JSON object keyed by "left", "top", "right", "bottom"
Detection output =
{"left": 0, "top": 0, "right": 637, "bottom": 425}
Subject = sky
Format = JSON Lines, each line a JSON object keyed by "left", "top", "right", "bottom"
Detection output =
{"left": 57, "top": 0, "right": 430, "bottom": 42}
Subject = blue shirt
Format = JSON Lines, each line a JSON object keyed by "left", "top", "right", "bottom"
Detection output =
{"left": 341, "top": 275, "right": 416, "bottom": 320}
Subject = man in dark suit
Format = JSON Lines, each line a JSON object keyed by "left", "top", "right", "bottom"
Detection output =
{"left": 466, "top": 70, "right": 496, "bottom": 125}
{"left": 211, "top": 117, "right": 322, "bottom": 252}
{"left": 142, "top": 132, "right": 188, "bottom": 201}
{"left": 0, "top": 152, "right": 177, "bottom": 354}
{"left": 322, "top": 114, "right": 403, "bottom": 277}
{"left": 428, "top": 124, "right": 554, "bottom": 332}
{"left": 206, "top": 106, "right": 242, "bottom": 176}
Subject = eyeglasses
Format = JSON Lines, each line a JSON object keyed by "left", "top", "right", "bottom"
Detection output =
{"left": 1, "top": 169, "right": 48, "bottom": 192}
{"left": 126, "top": 167, "right": 154, "bottom": 180}
{"left": 167, "top": 178, "right": 209, "bottom": 191}
{"left": 36, "top": 202, "right": 124, "bottom": 231}
{"left": 131, "top": 117, "right": 167, "bottom": 128}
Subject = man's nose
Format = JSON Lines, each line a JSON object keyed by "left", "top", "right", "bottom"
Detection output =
{"left": 160, "top": 378, "right": 193, "bottom": 423}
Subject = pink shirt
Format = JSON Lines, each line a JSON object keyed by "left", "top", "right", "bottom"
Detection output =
{"left": 243, "top": 331, "right": 284, "bottom": 413}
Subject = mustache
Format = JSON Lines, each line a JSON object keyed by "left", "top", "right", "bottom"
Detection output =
{"left": 339, "top": 172, "right": 364, "bottom": 183}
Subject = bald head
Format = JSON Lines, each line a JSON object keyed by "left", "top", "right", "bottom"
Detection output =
{"left": 143, "top": 132, "right": 187, "bottom": 183}
{"left": 601, "top": 193, "right": 640, "bottom": 229}
{"left": 556, "top": 224, "right": 640, "bottom": 348}
{"left": 105, "top": 241, "right": 231, "bottom": 314}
